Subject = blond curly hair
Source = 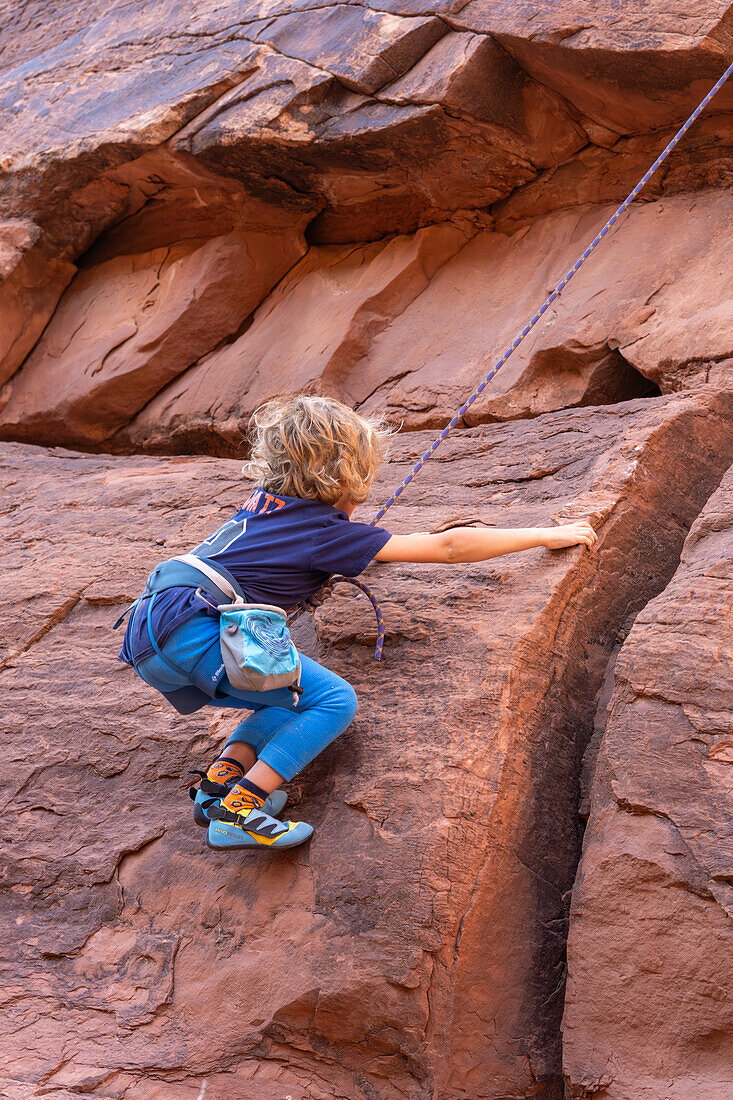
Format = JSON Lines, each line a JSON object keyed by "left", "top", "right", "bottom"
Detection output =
{"left": 242, "top": 395, "right": 391, "bottom": 506}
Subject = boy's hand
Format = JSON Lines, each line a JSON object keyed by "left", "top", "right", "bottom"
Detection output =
{"left": 542, "top": 521, "right": 597, "bottom": 550}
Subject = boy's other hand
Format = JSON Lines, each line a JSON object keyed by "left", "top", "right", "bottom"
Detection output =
{"left": 542, "top": 521, "right": 597, "bottom": 550}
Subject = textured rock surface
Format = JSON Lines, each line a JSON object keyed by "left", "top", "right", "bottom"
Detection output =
{"left": 1, "top": 0, "right": 732, "bottom": 445}
{"left": 120, "top": 221, "right": 473, "bottom": 454}
{"left": 140, "top": 189, "right": 725, "bottom": 446}
{"left": 2, "top": 2, "right": 733, "bottom": 1097}
{"left": 562, "top": 463, "right": 733, "bottom": 1100}
{"left": 2, "top": 390, "right": 733, "bottom": 1099}
{"left": 5, "top": 188, "right": 732, "bottom": 452}
{"left": 0, "top": 225, "right": 305, "bottom": 445}
{"left": 453, "top": 1, "right": 733, "bottom": 133}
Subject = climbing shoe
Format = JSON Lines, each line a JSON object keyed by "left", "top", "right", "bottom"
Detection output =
{"left": 205, "top": 803, "right": 313, "bottom": 851}
{"left": 189, "top": 771, "right": 287, "bottom": 827}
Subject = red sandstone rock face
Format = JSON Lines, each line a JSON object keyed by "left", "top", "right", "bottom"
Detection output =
{"left": 4, "top": 188, "right": 731, "bottom": 452}
{"left": 562, "top": 464, "right": 733, "bottom": 1100}
{"left": 455, "top": 1, "right": 733, "bottom": 133}
{"left": 0, "top": 227, "right": 305, "bottom": 445}
{"left": 120, "top": 221, "right": 473, "bottom": 453}
{"left": 1, "top": 0, "right": 732, "bottom": 429}
{"left": 2, "top": 392, "right": 733, "bottom": 1099}
{"left": 1, "top": 2, "right": 733, "bottom": 1097}
{"left": 0, "top": 219, "right": 75, "bottom": 389}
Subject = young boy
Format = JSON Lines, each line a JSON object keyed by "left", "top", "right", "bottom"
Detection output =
{"left": 120, "top": 395, "right": 596, "bottom": 852}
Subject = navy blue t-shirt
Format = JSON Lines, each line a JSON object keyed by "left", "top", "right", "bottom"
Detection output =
{"left": 121, "top": 488, "right": 391, "bottom": 664}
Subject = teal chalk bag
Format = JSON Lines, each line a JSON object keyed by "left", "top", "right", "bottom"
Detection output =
{"left": 218, "top": 602, "right": 302, "bottom": 702}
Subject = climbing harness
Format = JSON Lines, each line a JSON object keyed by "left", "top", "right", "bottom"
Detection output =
{"left": 291, "top": 58, "right": 733, "bottom": 658}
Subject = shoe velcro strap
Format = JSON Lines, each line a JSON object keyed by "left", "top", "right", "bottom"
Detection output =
{"left": 199, "top": 777, "right": 230, "bottom": 797}
{"left": 246, "top": 812, "right": 289, "bottom": 838}
{"left": 188, "top": 773, "right": 229, "bottom": 800}
{"left": 208, "top": 804, "right": 245, "bottom": 825}
{"left": 209, "top": 804, "right": 288, "bottom": 837}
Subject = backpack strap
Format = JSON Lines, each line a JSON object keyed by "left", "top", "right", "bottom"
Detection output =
{"left": 112, "top": 599, "right": 139, "bottom": 630}
{"left": 170, "top": 554, "right": 242, "bottom": 603}
{"left": 144, "top": 593, "right": 188, "bottom": 680}
{"left": 112, "top": 554, "right": 242, "bottom": 630}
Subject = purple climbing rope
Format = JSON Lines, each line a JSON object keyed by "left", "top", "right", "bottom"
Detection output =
{"left": 291, "top": 57, "right": 733, "bottom": 658}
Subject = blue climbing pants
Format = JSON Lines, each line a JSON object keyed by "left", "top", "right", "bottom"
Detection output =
{"left": 134, "top": 612, "right": 358, "bottom": 781}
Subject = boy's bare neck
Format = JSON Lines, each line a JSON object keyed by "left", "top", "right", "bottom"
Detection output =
{"left": 335, "top": 492, "right": 356, "bottom": 517}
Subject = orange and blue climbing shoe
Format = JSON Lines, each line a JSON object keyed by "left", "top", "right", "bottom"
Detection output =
{"left": 205, "top": 792, "right": 312, "bottom": 851}
{"left": 189, "top": 764, "right": 287, "bottom": 827}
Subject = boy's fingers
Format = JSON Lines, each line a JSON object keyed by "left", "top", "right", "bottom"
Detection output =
{"left": 556, "top": 522, "right": 598, "bottom": 549}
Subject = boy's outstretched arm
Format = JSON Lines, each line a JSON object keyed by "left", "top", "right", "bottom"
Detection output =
{"left": 375, "top": 521, "right": 597, "bottom": 563}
